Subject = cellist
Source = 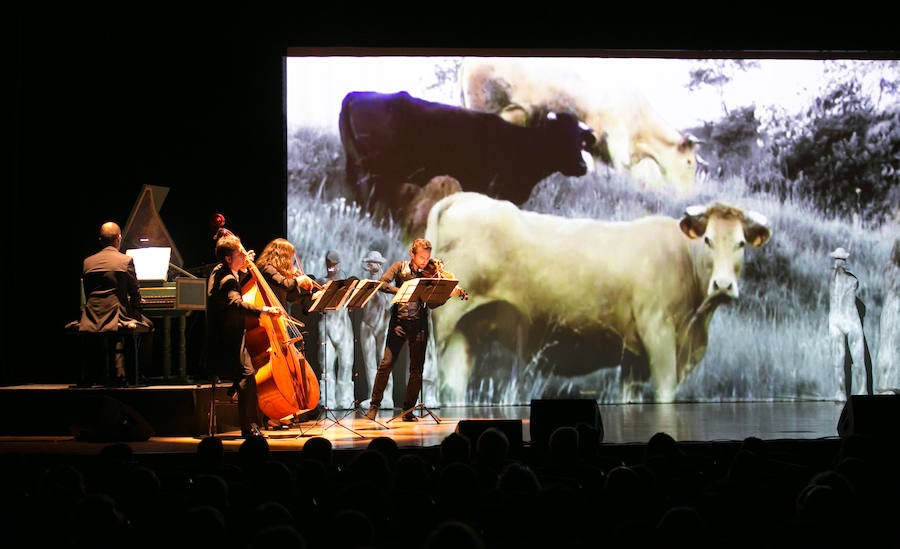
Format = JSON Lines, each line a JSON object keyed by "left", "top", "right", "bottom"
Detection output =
{"left": 206, "top": 232, "right": 282, "bottom": 438}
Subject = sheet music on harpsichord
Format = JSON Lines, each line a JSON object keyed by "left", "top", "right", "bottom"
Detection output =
{"left": 391, "top": 277, "right": 458, "bottom": 308}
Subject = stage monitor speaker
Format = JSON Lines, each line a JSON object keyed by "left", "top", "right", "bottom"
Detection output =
{"left": 837, "top": 394, "right": 900, "bottom": 438}
{"left": 455, "top": 419, "right": 524, "bottom": 456}
{"left": 71, "top": 395, "right": 155, "bottom": 442}
{"left": 529, "top": 398, "right": 603, "bottom": 447}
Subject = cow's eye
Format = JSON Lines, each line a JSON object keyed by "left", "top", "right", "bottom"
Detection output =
{"left": 737, "top": 240, "right": 746, "bottom": 250}
{"left": 704, "top": 236, "right": 713, "bottom": 248}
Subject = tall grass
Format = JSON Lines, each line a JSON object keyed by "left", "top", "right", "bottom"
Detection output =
{"left": 287, "top": 127, "right": 898, "bottom": 404}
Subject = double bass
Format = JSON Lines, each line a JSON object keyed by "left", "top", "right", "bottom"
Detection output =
{"left": 215, "top": 219, "right": 320, "bottom": 422}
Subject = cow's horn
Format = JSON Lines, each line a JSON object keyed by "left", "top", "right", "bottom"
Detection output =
{"left": 696, "top": 153, "right": 709, "bottom": 167}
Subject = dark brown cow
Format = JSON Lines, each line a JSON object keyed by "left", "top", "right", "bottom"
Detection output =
{"left": 339, "top": 91, "right": 595, "bottom": 213}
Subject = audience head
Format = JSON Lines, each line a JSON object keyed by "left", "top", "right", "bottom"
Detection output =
{"left": 248, "top": 524, "right": 306, "bottom": 549}
{"left": 238, "top": 435, "right": 270, "bottom": 470}
{"left": 331, "top": 508, "right": 375, "bottom": 548}
{"left": 302, "top": 436, "right": 333, "bottom": 465}
{"left": 475, "top": 427, "right": 510, "bottom": 464}
{"left": 496, "top": 462, "right": 541, "bottom": 496}
{"left": 424, "top": 520, "right": 486, "bottom": 549}
{"left": 196, "top": 435, "right": 225, "bottom": 472}
{"left": 548, "top": 425, "right": 579, "bottom": 462}
{"left": 367, "top": 436, "right": 400, "bottom": 465}
{"left": 440, "top": 431, "right": 472, "bottom": 464}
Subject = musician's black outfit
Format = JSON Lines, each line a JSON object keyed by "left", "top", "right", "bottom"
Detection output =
{"left": 367, "top": 260, "right": 429, "bottom": 421}
{"left": 206, "top": 263, "right": 266, "bottom": 437}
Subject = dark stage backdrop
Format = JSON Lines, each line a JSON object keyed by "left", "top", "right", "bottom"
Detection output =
{"left": 14, "top": 5, "right": 894, "bottom": 387}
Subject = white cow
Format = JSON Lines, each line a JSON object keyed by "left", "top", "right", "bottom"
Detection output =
{"left": 425, "top": 192, "right": 771, "bottom": 403}
{"left": 461, "top": 57, "right": 701, "bottom": 194}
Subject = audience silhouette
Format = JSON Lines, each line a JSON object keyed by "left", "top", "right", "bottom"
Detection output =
{"left": 3, "top": 427, "right": 897, "bottom": 547}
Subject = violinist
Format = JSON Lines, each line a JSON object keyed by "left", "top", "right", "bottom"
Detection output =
{"left": 255, "top": 237, "right": 318, "bottom": 314}
{"left": 206, "top": 233, "right": 282, "bottom": 438}
{"left": 365, "top": 238, "right": 464, "bottom": 422}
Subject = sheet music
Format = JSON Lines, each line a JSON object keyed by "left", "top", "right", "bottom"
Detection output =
{"left": 307, "top": 278, "right": 358, "bottom": 313}
{"left": 346, "top": 279, "right": 384, "bottom": 309}
{"left": 391, "top": 278, "right": 421, "bottom": 305}
{"left": 126, "top": 247, "right": 172, "bottom": 280}
{"left": 391, "top": 278, "right": 458, "bottom": 307}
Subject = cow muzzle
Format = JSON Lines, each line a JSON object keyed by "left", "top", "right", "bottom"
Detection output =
{"left": 709, "top": 276, "right": 739, "bottom": 299}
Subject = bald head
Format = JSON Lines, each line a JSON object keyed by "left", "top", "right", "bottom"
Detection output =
{"left": 99, "top": 222, "right": 122, "bottom": 247}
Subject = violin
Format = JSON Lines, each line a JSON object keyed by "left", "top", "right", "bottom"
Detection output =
{"left": 292, "top": 252, "right": 325, "bottom": 292}
{"left": 421, "top": 258, "right": 469, "bottom": 300}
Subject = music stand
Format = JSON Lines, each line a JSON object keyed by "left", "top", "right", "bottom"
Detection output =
{"left": 386, "top": 278, "right": 459, "bottom": 425}
{"left": 300, "top": 279, "right": 367, "bottom": 438}
{"left": 343, "top": 279, "right": 391, "bottom": 429}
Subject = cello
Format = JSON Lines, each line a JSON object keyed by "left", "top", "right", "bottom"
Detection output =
{"left": 215, "top": 218, "right": 320, "bottom": 422}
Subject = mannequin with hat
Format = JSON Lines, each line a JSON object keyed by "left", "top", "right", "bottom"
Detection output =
{"left": 317, "top": 250, "right": 357, "bottom": 410}
{"left": 357, "top": 250, "right": 394, "bottom": 409}
{"left": 828, "top": 247, "right": 872, "bottom": 399}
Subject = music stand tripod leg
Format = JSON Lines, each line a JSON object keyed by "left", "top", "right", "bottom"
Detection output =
{"left": 208, "top": 375, "right": 217, "bottom": 436}
{"left": 353, "top": 400, "right": 390, "bottom": 429}
{"left": 387, "top": 387, "right": 441, "bottom": 424}
{"left": 323, "top": 404, "right": 367, "bottom": 438}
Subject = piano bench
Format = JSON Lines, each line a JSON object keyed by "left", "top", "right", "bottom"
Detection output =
{"left": 66, "top": 322, "right": 151, "bottom": 387}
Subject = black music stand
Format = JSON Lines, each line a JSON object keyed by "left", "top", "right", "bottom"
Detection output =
{"left": 386, "top": 278, "right": 458, "bottom": 425}
{"left": 343, "top": 279, "right": 392, "bottom": 428}
{"left": 299, "top": 279, "right": 366, "bottom": 438}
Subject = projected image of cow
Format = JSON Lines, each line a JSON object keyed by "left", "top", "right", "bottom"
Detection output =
{"left": 287, "top": 55, "right": 898, "bottom": 405}
{"left": 425, "top": 192, "right": 771, "bottom": 404}
{"left": 338, "top": 90, "right": 595, "bottom": 217}
{"left": 461, "top": 57, "right": 702, "bottom": 194}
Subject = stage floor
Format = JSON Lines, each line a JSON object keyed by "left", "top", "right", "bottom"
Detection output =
{"left": 0, "top": 383, "right": 849, "bottom": 456}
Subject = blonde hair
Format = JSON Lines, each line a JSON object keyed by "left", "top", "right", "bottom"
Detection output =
{"left": 410, "top": 238, "right": 432, "bottom": 255}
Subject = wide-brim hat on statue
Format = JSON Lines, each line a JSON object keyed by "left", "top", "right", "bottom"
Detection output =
{"left": 829, "top": 247, "right": 850, "bottom": 260}
{"left": 362, "top": 250, "right": 385, "bottom": 264}
{"left": 325, "top": 250, "right": 341, "bottom": 267}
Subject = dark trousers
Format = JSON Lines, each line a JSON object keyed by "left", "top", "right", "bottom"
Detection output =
{"left": 235, "top": 341, "right": 263, "bottom": 432}
{"left": 370, "top": 317, "right": 428, "bottom": 409}
{"left": 235, "top": 373, "right": 261, "bottom": 433}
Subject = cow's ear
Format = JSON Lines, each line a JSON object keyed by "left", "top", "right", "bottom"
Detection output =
{"left": 744, "top": 211, "right": 772, "bottom": 247}
{"left": 679, "top": 206, "right": 707, "bottom": 239}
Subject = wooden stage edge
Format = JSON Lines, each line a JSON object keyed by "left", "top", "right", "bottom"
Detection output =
{"left": 0, "top": 383, "right": 875, "bottom": 458}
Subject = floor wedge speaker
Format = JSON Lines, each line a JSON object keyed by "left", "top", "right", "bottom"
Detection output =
{"left": 837, "top": 394, "right": 900, "bottom": 438}
{"left": 529, "top": 398, "right": 603, "bottom": 447}
{"left": 71, "top": 394, "right": 155, "bottom": 442}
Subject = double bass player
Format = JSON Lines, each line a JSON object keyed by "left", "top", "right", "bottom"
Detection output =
{"left": 206, "top": 232, "right": 282, "bottom": 438}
